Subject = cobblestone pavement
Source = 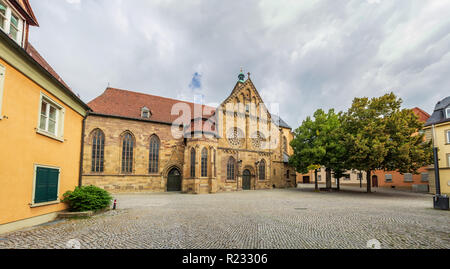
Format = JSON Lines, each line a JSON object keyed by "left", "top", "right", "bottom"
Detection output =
{"left": 0, "top": 186, "right": 449, "bottom": 249}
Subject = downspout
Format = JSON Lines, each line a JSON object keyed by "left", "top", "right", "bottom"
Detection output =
{"left": 78, "top": 111, "right": 89, "bottom": 187}
{"left": 432, "top": 125, "right": 441, "bottom": 195}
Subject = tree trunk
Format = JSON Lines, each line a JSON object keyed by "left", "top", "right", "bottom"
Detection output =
{"left": 314, "top": 170, "right": 319, "bottom": 191}
{"left": 367, "top": 170, "right": 372, "bottom": 193}
{"left": 326, "top": 168, "right": 332, "bottom": 190}
{"left": 337, "top": 178, "right": 340, "bottom": 191}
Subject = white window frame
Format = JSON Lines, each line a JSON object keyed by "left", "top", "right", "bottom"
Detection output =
{"left": 0, "top": 0, "right": 7, "bottom": 31}
{"left": 37, "top": 92, "right": 65, "bottom": 142}
{"left": 446, "top": 130, "right": 450, "bottom": 144}
{"left": 385, "top": 174, "right": 393, "bottom": 183}
{"left": 404, "top": 173, "right": 413, "bottom": 183}
{"left": 0, "top": 64, "right": 5, "bottom": 119}
{"left": 0, "top": 1, "right": 24, "bottom": 46}
{"left": 30, "top": 164, "right": 61, "bottom": 208}
{"left": 141, "top": 107, "right": 150, "bottom": 118}
{"left": 446, "top": 108, "right": 450, "bottom": 119}
{"left": 9, "top": 12, "right": 20, "bottom": 42}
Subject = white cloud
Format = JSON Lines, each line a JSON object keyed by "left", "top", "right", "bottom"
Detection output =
{"left": 28, "top": 0, "right": 450, "bottom": 128}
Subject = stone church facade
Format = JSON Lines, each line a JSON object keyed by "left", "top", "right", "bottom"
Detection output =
{"left": 81, "top": 72, "right": 296, "bottom": 194}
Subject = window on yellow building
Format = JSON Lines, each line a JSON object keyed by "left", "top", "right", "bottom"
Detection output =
{"left": 33, "top": 165, "right": 60, "bottom": 206}
{"left": 10, "top": 13, "right": 19, "bottom": 41}
{"left": 0, "top": 1, "right": 6, "bottom": 30}
{"left": 0, "top": 1, "right": 24, "bottom": 45}
{"left": 446, "top": 130, "right": 450, "bottom": 144}
{"left": 38, "top": 94, "right": 65, "bottom": 139}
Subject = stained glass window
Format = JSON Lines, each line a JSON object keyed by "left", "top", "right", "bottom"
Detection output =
{"left": 227, "top": 157, "right": 236, "bottom": 181}
{"left": 91, "top": 129, "right": 105, "bottom": 173}
{"left": 201, "top": 148, "right": 208, "bottom": 177}
{"left": 149, "top": 135, "right": 160, "bottom": 173}
{"left": 121, "top": 132, "right": 134, "bottom": 173}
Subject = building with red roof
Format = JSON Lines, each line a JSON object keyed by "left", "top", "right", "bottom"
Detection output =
{"left": 0, "top": 0, "right": 90, "bottom": 233}
{"left": 82, "top": 72, "right": 295, "bottom": 194}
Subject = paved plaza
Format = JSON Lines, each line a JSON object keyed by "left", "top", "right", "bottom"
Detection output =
{"left": 0, "top": 185, "right": 448, "bottom": 249}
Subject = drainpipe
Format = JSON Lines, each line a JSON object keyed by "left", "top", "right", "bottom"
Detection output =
{"left": 78, "top": 112, "right": 88, "bottom": 188}
{"left": 432, "top": 125, "right": 441, "bottom": 195}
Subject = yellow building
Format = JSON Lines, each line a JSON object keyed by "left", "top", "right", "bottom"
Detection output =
{"left": 424, "top": 96, "right": 450, "bottom": 195}
{"left": 0, "top": 0, "right": 90, "bottom": 234}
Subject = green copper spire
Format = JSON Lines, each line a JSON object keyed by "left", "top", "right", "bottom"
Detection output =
{"left": 238, "top": 68, "right": 245, "bottom": 83}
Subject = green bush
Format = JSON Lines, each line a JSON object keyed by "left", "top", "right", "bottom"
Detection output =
{"left": 62, "top": 185, "right": 113, "bottom": 212}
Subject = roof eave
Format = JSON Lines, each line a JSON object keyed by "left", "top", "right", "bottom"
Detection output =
{"left": 0, "top": 30, "right": 91, "bottom": 112}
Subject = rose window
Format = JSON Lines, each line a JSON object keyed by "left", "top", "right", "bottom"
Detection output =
{"left": 228, "top": 128, "right": 244, "bottom": 147}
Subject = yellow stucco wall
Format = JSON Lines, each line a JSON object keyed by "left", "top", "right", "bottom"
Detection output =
{"left": 425, "top": 124, "right": 450, "bottom": 195}
{"left": 0, "top": 58, "right": 84, "bottom": 226}
{"left": 431, "top": 124, "right": 450, "bottom": 195}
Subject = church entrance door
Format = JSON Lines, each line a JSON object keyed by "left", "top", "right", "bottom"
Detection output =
{"left": 243, "top": 170, "right": 251, "bottom": 190}
{"left": 167, "top": 168, "right": 182, "bottom": 192}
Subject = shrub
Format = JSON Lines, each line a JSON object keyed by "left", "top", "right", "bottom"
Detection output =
{"left": 62, "top": 185, "right": 113, "bottom": 212}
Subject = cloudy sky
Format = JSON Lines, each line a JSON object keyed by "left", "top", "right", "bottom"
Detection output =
{"left": 28, "top": 0, "right": 450, "bottom": 128}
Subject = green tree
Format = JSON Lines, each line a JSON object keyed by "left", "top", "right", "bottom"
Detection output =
{"left": 290, "top": 109, "right": 347, "bottom": 190}
{"left": 342, "top": 93, "right": 433, "bottom": 193}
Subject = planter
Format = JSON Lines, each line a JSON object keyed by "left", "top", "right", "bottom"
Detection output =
{"left": 57, "top": 211, "right": 93, "bottom": 219}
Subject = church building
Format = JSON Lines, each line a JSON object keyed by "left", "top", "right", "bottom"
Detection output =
{"left": 81, "top": 71, "right": 296, "bottom": 194}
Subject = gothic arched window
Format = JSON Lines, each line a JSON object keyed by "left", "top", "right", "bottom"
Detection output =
{"left": 201, "top": 148, "right": 208, "bottom": 177}
{"left": 121, "top": 132, "right": 134, "bottom": 173}
{"left": 149, "top": 135, "right": 160, "bottom": 174}
{"left": 213, "top": 149, "right": 217, "bottom": 177}
{"left": 91, "top": 129, "right": 105, "bottom": 173}
{"left": 283, "top": 136, "right": 288, "bottom": 153}
{"left": 227, "top": 157, "right": 236, "bottom": 181}
{"left": 190, "top": 148, "right": 196, "bottom": 178}
{"left": 259, "top": 159, "right": 266, "bottom": 181}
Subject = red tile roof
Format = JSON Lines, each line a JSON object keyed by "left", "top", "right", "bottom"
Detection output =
{"left": 88, "top": 87, "right": 216, "bottom": 125}
{"left": 25, "top": 42, "right": 72, "bottom": 91}
{"left": 412, "top": 107, "right": 430, "bottom": 123}
{"left": 11, "top": 0, "right": 38, "bottom": 26}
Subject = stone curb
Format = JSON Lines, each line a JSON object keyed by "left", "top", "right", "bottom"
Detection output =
{"left": 57, "top": 208, "right": 112, "bottom": 219}
{"left": 57, "top": 211, "right": 94, "bottom": 219}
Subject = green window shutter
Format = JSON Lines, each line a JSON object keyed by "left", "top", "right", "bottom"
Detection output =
{"left": 35, "top": 167, "right": 49, "bottom": 204}
{"left": 47, "top": 169, "right": 59, "bottom": 202}
{"left": 34, "top": 167, "right": 59, "bottom": 204}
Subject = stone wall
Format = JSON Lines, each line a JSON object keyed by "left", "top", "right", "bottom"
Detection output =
{"left": 82, "top": 115, "right": 185, "bottom": 192}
